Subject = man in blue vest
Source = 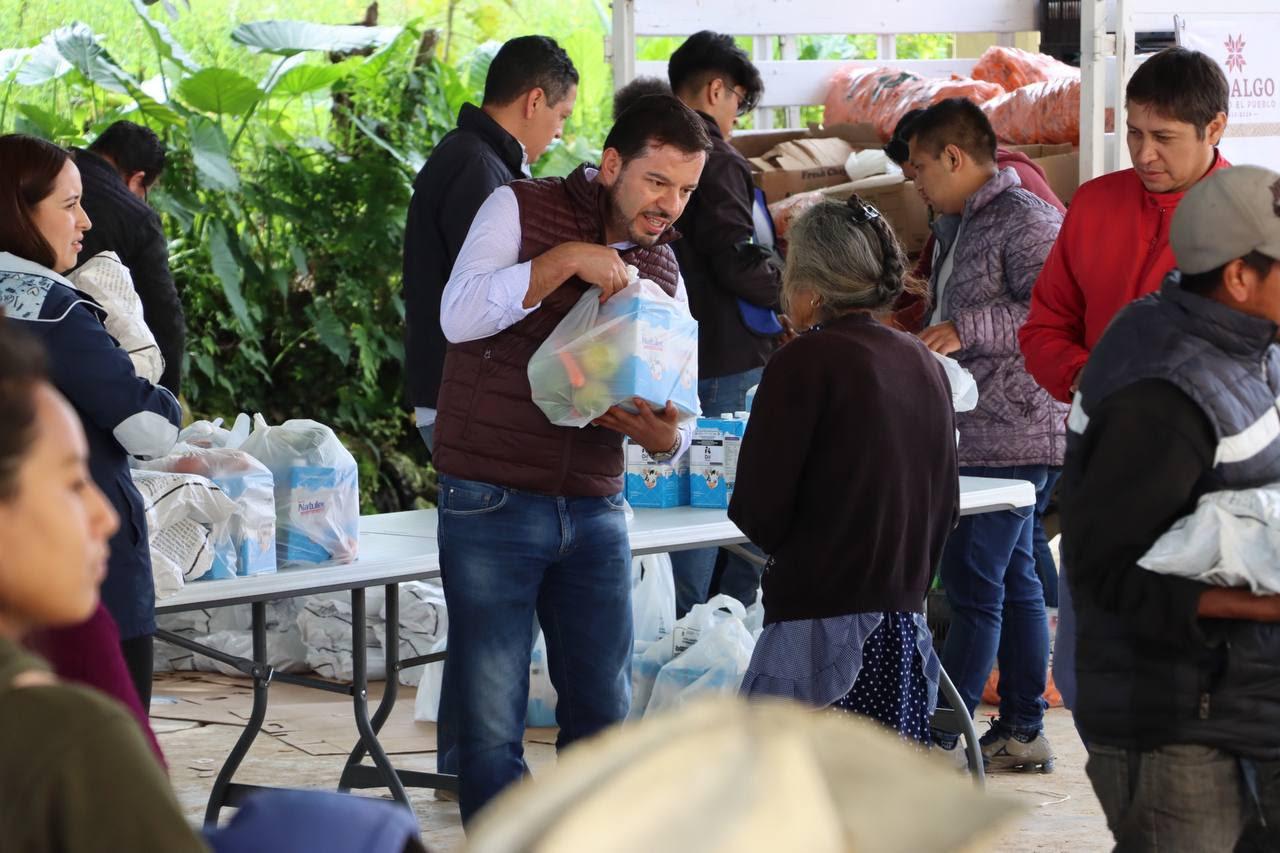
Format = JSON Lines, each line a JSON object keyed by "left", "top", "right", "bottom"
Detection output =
{"left": 1060, "top": 166, "right": 1280, "bottom": 849}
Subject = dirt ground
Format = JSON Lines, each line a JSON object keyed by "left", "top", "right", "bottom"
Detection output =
{"left": 156, "top": 673, "right": 1112, "bottom": 851}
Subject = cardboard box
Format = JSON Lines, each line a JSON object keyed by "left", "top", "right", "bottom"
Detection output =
{"left": 820, "top": 177, "right": 933, "bottom": 256}
{"left": 732, "top": 123, "right": 884, "bottom": 204}
{"left": 1003, "top": 143, "right": 1081, "bottom": 206}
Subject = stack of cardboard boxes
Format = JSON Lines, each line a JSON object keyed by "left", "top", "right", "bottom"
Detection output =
{"left": 733, "top": 125, "right": 1082, "bottom": 256}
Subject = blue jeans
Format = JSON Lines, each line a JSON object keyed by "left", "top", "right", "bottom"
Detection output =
{"left": 437, "top": 475, "right": 633, "bottom": 822}
{"left": 671, "top": 367, "right": 765, "bottom": 616}
{"left": 940, "top": 464, "right": 1050, "bottom": 735}
{"left": 418, "top": 422, "right": 460, "bottom": 777}
{"left": 1033, "top": 468, "right": 1061, "bottom": 608}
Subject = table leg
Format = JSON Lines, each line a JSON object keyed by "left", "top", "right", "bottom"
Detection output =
{"left": 203, "top": 601, "right": 271, "bottom": 826}
{"left": 343, "top": 586, "right": 411, "bottom": 806}
{"left": 339, "top": 584, "right": 400, "bottom": 789}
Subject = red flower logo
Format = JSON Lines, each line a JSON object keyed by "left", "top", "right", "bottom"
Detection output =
{"left": 1225, "top": 34, "right": 1247, "bottom": 74}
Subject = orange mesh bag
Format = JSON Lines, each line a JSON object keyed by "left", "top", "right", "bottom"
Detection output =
{"left": 983, "top": 77, "right": 1083, "bottom": 145}
{"left": 824, "top": 66, "right": 1005, "bottom": 141}
{"left": 971, "top": 45, "right": 1078, "bottom": 91}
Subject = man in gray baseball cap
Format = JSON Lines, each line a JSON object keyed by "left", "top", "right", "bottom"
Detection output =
{"left": 1057, "top": 164, "right": 1280, "bottom": 851}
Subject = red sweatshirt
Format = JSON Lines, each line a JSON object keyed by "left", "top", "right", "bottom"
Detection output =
{"left": 1018, "top": 152, "right": 1230, "bottom": 402}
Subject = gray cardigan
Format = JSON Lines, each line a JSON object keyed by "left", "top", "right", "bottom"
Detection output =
{"left": 930, "top": 168, "right": 1068, "bottom": 468}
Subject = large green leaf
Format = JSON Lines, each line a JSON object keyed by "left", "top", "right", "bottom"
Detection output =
{"left": 130, "top": 0, "right": 200, "bottom": 75}
{"left": 461, "top": 41, "right": 501, "bottom": 96}
{"left": 126, "top": 90, "right": 185, "bottom": 127}
{"left": 207, "top": 221, "right": 253, "bottom": 332}
{"left": 269, "top": 62, "right": 352, "bottom": 98}
{"left": 15, "top": 103, "right": 80, "bottom": 141}
{"left": 231, "top": 20, "right": 402, "bottom": 57}
{"left": 188, "top": 117, "right": 240, "bottom": 191}
{"left": 177, "top": 68, "right": 262, "bottom": 115}
{"left": 51, "top": 22, "right": 135, "bottom": 95}
{"left": 15, "top": 38, "right": 72, "bottom": 85}
{"left": 311, "top": 299, "right": 351, "bottom": 365}
{"left": 0, "top": 48, "right": 30, "bottom": 82}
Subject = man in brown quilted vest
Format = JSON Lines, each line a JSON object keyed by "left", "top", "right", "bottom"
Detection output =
{"left": 432, "top": 94, "right": 711, "bottom": 822}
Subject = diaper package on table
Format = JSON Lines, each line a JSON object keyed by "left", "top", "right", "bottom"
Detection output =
{"left": 131, "top": 469, "right": 239, "bottom": 597}
{"left": 138, "top": 445, "right": 277, "bottom": 577}
{"left": 528, "top": 266, "right": 700, "bottom": 428}
{"left": 239, "top": 415, "right": 359, "bottom": 567}
{"left": 624, "top": 440, "right": 690, "bottom": 508}
{"left": 689, "top": 416, "right": 748, "bottom": 509}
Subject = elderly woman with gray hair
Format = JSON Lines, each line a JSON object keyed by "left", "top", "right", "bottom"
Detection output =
{"left": 730, "top": 197, "right": 959, "bottom": 743}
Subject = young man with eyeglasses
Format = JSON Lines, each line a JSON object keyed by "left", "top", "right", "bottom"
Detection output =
{"left": 666, "top": 31, "right": 783, "bottom": 617}
{"left": 906, "top": 99, "right": 1067, "bottom": 771}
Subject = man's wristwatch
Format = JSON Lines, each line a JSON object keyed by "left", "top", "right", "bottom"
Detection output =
{"left": 648, "top": 432, "right": 682, "bottom": 463}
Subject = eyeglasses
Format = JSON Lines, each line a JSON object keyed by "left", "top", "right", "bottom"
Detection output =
{"left": 846, "top": 195, "right": 881, "bottom": 225}
{"left": 721, "top": 84, "right": 753, "bottom": 117}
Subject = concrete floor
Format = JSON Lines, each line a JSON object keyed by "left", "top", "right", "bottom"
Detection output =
{"left": 156, "top": 674, "right": 1113, "bottom": 851}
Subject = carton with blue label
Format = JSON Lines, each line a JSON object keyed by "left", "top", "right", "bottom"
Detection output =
{"left": 625, "top": 441, "right": 690, "bottom": 508}
{"left": 689, "top": 416, "right": 748, "bottom": 509}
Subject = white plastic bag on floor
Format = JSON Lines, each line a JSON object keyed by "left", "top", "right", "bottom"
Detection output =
{"left": 630, "top": 593, "right": 746, "bottom": 720}
{"left": 297, "top": 594, "right": 384, "bottom": 680}
{"left": 527, "top": 631, "right": 559, "bottom": 728}
{"left": 413, "top": 635, "right": 449, "bottom": 722}
{"left": 528, "top": 266, "right": 700, "bottom": 428}
{"left": 631, "top": 553, "right": 676, "bottom": 645}
{"left": 646, "top": 617, "right": 755, "bottom": 716}
{"left": 239, "top": 415, "right": 359, "bottom": 567}
{"left": 373, "top": 581, "right": 448, "bottom": 687}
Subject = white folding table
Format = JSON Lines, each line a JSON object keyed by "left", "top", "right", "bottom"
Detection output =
{"left": 157, "top": 475, "right": 1034, "bottom": 821}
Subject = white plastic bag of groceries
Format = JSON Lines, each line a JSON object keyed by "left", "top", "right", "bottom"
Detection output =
{"left": 631, "top": 553, "right": 676, "bottom": 646}
{"left": 130, "top": 469, "right": 238, "bottom": 597}
{"left": 137, "top": 445, "right": 277, "bottom": 577}
{"left": 646, "top": 616, "right": 755, "bottom": 715}
{"left": 239, "top": 415, "right": 359, "bottom": 567}
{"left": 528, "top": 266, "right": 700, "bottom": 428}
{"left": 932, "top": 352, "right": 979, "bottom": 413}
{"left": 526, "top": 630, "right": 559, "bottom": 728}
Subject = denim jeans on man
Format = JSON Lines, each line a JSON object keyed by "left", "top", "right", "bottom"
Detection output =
{"left": 1033, "top": 468, "right": 1061, "bottom": 608}
{"left": 939, "top": 464, "right": 1050, "bottom": 735}
{"left": 670, "top": 367, "right": 764, "bottom": 616}
{"left": 437, "top": 475, "right": 633, "bottom": 822}
{"left": 418, "top": 422, "right": 462, "bottom": 780}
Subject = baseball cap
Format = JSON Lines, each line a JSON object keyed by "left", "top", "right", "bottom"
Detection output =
{"left": 1171, "top": 165, "right": 1280, "bottom": 274}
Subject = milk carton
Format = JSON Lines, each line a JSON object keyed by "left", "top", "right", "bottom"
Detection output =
{"left": 625, "top": 440, "right": 690, "bottom": 508}
{"left": 689, "top": 415, "right": 748, "bottom": 508}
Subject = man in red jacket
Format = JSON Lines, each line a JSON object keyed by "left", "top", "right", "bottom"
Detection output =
{"left": 1017, "top": 46, "right": 1230, "bottom": 719}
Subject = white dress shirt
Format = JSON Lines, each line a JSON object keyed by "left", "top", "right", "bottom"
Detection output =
{"left": 437, "top": 177, "right": 693, "bottom": 462}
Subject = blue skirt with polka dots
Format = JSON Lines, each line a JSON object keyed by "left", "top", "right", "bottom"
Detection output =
{"left": 741, "top": 611, "right": 939, "bottom": 745}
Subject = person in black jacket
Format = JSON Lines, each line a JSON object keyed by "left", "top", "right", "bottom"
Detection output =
{"left": 401, "top": 34, "right": 577, "bottom": 792}
{"left": 74, "top": 122, "right": 184, "bottom": 395}
{"left": 667, "top": 31, "right": 783, "bottom": 616}
{"left": 402, "top": 35, "right": 578, "bottom": 457}
{"left": 1060, "top": 167, "right": 1280, "bottom": 850}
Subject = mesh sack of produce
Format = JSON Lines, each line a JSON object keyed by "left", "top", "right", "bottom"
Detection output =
{"left": 823, "top": 66, "right": 1005, "bottom": 140}
{"left": 971, "top": 45, "right": 1078, "bottom": 91}
{"left": 982, "top": 77, "right": 1113, "bottom": 145}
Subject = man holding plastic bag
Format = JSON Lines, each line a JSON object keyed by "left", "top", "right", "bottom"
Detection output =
{"left": 431, "top": 94, "right": 711, "bottom": 823}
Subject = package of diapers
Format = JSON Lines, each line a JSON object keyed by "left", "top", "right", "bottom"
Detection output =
{"left": 528, "top": 266, "right": 700, "bottom": 428}
{"left": 138, "top": 445, "right": 277, "bottom": 577}
{"left": 239, "top": 415, "right": 359, "bottom": 567}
